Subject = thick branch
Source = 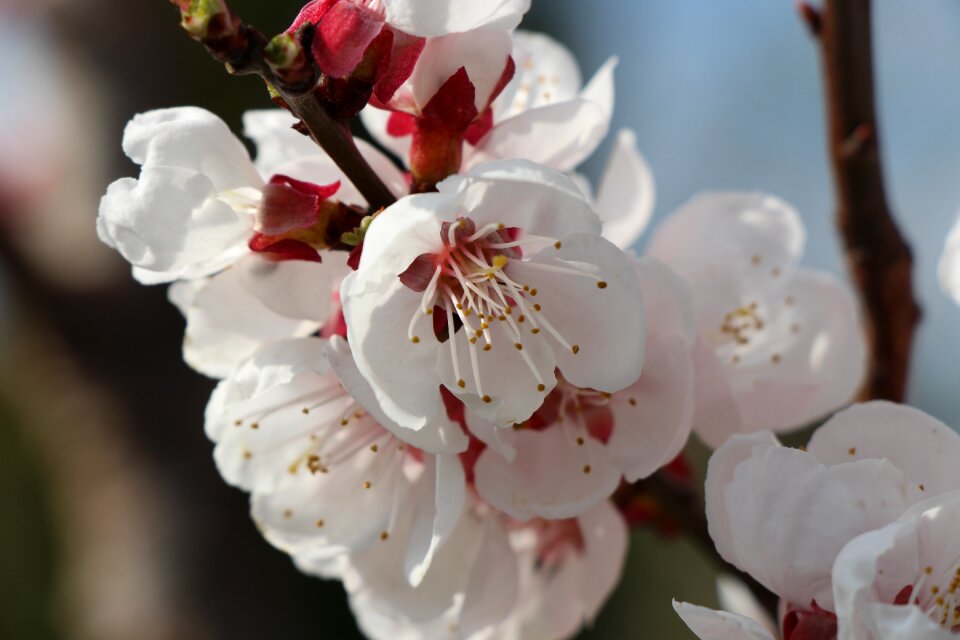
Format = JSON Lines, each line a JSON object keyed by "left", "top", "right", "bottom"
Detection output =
{"left": 813, "top": 0, "right": 921, "bottom": 401}
{"left": 185, "top": 10, "right": 397, "bottom": 211}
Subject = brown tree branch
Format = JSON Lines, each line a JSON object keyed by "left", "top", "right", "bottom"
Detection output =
{"left": 178, "top": 4, "right": 397, "bottom": 211}
{"left": 808, "top": 0, "right": 921, "bottom": 401}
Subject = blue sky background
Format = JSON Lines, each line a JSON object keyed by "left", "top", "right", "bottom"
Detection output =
{"left": 527, "top": 0, "right": 960, "bottom": 428}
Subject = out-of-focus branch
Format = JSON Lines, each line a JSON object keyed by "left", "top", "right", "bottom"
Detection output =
{"left": 175, "top": 1, "right": 397, "bottom": 211}
{"left": 803, "top": 0, "right": 921, "bottom": 401}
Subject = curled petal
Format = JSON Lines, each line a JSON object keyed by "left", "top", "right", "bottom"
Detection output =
{"left": 597, "top": 129, "right": 656, "bottom": 250}
{"left": 382, "top": 0, "right": 530, "bottom": 37}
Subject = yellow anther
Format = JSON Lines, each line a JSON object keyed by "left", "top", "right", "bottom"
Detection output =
{"left": 457, "top": 379, "right": 466, "bottom": 388}
{"left": 597, "top": 281, "right": 608, "bottom": 289}
{"left": 482, "top": 395, "right": 492, "bottom": 403}
{"left": 572, "top": 345, "right": 580, "bottom": 354}
{"left": 411, "top": 336, "right": 420, "bottom": 344}
{"left": 492, "top": 255, "right": 508, "bottom": 269}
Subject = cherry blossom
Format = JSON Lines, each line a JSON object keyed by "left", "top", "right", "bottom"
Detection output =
{"left": 833, "top": 490, "right": 960, "bottom": 639}
{"left": 330, "top": 498, "right": 627, "bottom": 640}
{"left": 470, "top": 256, "right": 695, "bottom": 520}
{"left": 205, "top": 335, "right": 468, "bottom": 576}
{"left": 647, "top": 192, "right": 867, "bottom": 447}
{"left": 675, "top": 401, "right": 960, "bottom": 639}
{"left": 341, "top": 159, "right": 646, "bottom": 433}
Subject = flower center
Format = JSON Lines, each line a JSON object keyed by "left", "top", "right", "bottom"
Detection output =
{"left": 400, "top": 217, "right": 605, "bottom": 405}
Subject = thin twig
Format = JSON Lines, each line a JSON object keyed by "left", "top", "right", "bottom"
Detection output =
{"left": 182, "top": 6, "right": 397, "bottom": 211}
{"left": 810, "top": 0, "right": 921, "bottom": 401}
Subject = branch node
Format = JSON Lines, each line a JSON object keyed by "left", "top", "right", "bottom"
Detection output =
{"left": 797, "top": 1, "right": 823, "bottom": 36}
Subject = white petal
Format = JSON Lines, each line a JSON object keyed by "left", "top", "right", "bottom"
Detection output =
{"left": 251, "top": 431, "right": 406, "bottom": 558}
{"left": 123, "top": 106, "right": 262, "bottom": 192}
{"left": 458, "top": 515, "right": 520, "bottom": 638}
{"left": 404, "top": 454, "right": 467, "bottom": 587}
{"left": 342, "top": 274, "right": 444, "bottom": 430}
{"left": 98, "top": 168, "right": 251, "bottom": 282}
{"left": 808, "top": 401, "right": 960, "bottom": 500}
{"left": 673, "top": 601, "right": 776, "bottom": 640}
{"left": 607, "top": 333, "right": 695, "bottom": 482}
{"left": 597, "top": 129, "right": 656, "bottom": 250}
{"left": 243, "top": 108, "right": 322, "bottom": 178}
{"left": 327, "top": 336, "right": 468, "bottom": 454}
{"left": 436, "top": 318, "right": 557, "bottom": 428}
{"left": 474, "top": 426, "right": 621, "bottom": 520}
{"left": 464, "top": 409, "right": 517, "bottom": 461}
{"left": 410, "top": 27, "right": 513, "bottom": 111}
{"left": 469, "top": 98, "right": 610, "bottom": 172}
{"left": 171, "top": 265, "right": 319, "bottom": 378}
{"left": 383, "top": 0, "right": 530, "bottom": 37}
{"left": 442, "top": 159, "right": 601, "bottom": 239}
{"left": 360, "top": 106, "right": 413, "bottom": 168}
{"left": 507, "top": 232, "right": 645, "bottom": 392}
{"left": 234, "top": 251, "right": 349, "bottom": 324}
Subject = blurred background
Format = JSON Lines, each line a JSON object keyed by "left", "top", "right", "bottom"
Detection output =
{"left": 1, "top": 0, "right": 959, "bottom": 638}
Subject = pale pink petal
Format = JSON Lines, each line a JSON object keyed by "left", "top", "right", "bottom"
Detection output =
{"left": 938, "top": 213, "right": 960, "bottom": 307}
{"left": 808, "top": 401, "right": 960, "bottom": 503}
{"left": 690, "top": 337, "right": 743, "bottom": 449}
{"left": 492, "top": 30, "right": 582, "bottom": 121}
{"left": 673, "top": 601, "right": 776, "bottom": 640}
{"left": 579, "top": 501, "right": 629, "bottom": 621}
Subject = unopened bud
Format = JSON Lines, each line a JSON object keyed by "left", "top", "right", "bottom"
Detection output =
{"left": 174, "top": 0, "right": 228, "bottom": 40}
{"left": 265, "top": 33, "right": 314, "bottom": 89}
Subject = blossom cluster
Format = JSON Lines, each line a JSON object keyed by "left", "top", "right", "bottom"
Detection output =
{"left": 98, "top": 1, "right": 875, "bottom": 637}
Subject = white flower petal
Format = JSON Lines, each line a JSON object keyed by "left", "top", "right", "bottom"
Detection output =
{"left": 360, "top": 106, "right": 413, "bottom": 167}
{"left": 383, "top": 0, "right": 530, "bottom": 37}
{"left": 442, "top": 159, "right": 601, "bottom": 239}
{"left": 579, "top": 501, "right": 629, "bottom": 622}
{"left": 410, "top": 27, "right": 513, "bottom": 111}
{"left": 634, "top": 256, "right": 696, "bottom": 346}
{"left": 673, "top": 601, "right": 776, "bottom": 640}
{"left": 708, "top": 436, "right": 910, "bottom": 610}
{"left": 243, "top": 108, "right": 323, "bottom": 178}
{"left": 597, "top": 129, "right": 656, "bottom": 250}
{"left": 123, "top": 106, "right": 262, "bottom": 192}
{"left": 506, "top": 232, "right": 645, "bottom": 392}
{"left": 939, "top": 214, "right": 960, "bottom": 307}
{"left": 437, "top": 318, "right": 557, "bottom": 428}
{"left": 690, "top": 337, "right": 744, "bottom": 449}
{"left": 98, "top": 168, "right": 251, "bottom": 282}
{"left": 492, "top": 30, "right": 582, "bottom": 121}
{"left": 808, "top": 401, "right": 960, "bottom": 500}
{"left": 342, "top": 274, "right": 444, "bottom": 430}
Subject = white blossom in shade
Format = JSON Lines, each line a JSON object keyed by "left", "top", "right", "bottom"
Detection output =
{"left": 97, "top": 107, "right": 406, "bottom": 284}
{"left": 361, "top": 30, "right": 616, "bottom": 173}
{"left": 205, "top": 336, "right": 468, "bottom": 571}
{"left": 341, "top": 159, "right": 646, "bottom": 433}
{"left": 938, "top": 213, "right": 960, "bottom": 307}
{"left": 647, "top": 192, "right": 867, "bottom": 447}
{"left": 704, "top": 402, "right": 960, "bottom": 612}
{"left": 832, "top": 490, "right": 960, "bottom": 639}
{"left": 334, "top": 498, "right": 627, "bottom": 640}
{"left": 471, "top": 256, "right": 695, "bottom": 520}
